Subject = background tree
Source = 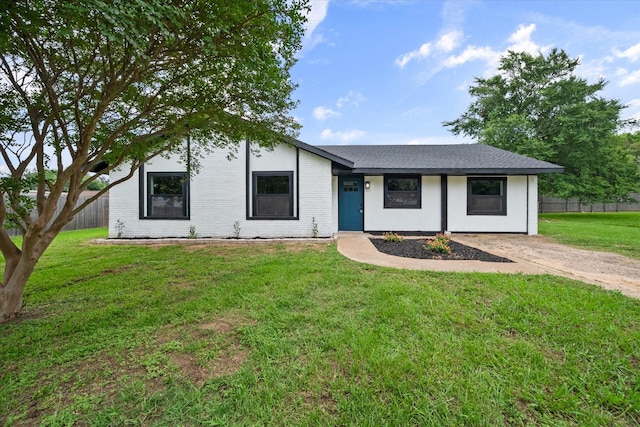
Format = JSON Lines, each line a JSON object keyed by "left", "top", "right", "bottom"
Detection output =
{"left": 22, "top": 169, "right": 107, "bottom": 191}
{"left": 85, "top": 176, "right": 108, "bottom": 191}
{"left": 617, "top": 131, "right": 640, "bottom": 166}
{"left": 0, "top": 0, "right": 308, "bottom": 321}
{"left": 444, "top": 48, "right": 640, "bottom": 202}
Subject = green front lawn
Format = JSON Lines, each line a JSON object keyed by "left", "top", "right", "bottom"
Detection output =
{"left": 539, "top": 212, "right": 640, "bottom": 259}
{"left": 1, "top": 228, "right": 639, "bottom": 426}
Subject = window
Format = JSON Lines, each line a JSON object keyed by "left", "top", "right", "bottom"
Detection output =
{"left": 252, "top": 172, "right": 294, "bottom": 218}
{"left": 384, "top": 175, "right": 421, "bottom": 209}
{"left": 147, "top": 172, "right": 189, "bottom": 219}
{"left": 343, "top": 180, "right": 359, "bottom": 192}
{"left": 467, "top": 177, "right": 507, "bottom": 215}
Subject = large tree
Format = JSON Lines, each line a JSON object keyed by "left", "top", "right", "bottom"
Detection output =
{"left": 0, "top": 0, "right": 308, "bottom": 321}
{"left": 444, "top": 48, "right": 640, "bottom": 202}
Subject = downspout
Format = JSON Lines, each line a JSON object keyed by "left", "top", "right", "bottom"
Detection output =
{"left": 526, "top": 175, "right": 530, "bottom": 235}
{"left": 186, "top": 133, "right": 191, "bottom": 219}
{"left": 296, "top": 147, "right": 300, "bottom": 219}
{"left": 245, "top": 139, "right": 251, "bottom": 219}
{"left": 186, "top": 133, "right": 191, "bottom": 174}
{"left": 138, "top": 164, "right": 145, "bottom": 219}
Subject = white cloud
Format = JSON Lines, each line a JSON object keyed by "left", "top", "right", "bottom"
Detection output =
{"left": 310, "top": 91, "right": 364, "bottom": 125}
{"left": 302, "top": 1, "right": 330, "bottom": 50}
{"left": 614, "top": 43, "right": 640, "bottom": 62}
{"left": 304, "top": 33, "right": 327, "bottom": 51}
{"left": 627, "top": 98, "right": 640, "bottom": 108}
{"left": 625, "top": 98, "right": 640, "bottom": 121}
{"left": 436, "top": 31, "right": 463, "bottom": 52}
{"left": 616, "top": 67, "right": 629, "bottom": 76}
{"left": 456, "top": 80, "right": 469, "bottom": 91}
{"left": 304, "top": 0, "right": 329, "bottom": 39}
{"left": 575, "top": 57, "right": 609, "bottom": 82}
{"left": 395, "top": 43, "right": 432, "bottom": 68}
{"left": 395, "top": 31, "right": 463, "bottom": 68}
{"left": 313, "top": 106, "right": 340, "bottom": 120}
{"left": 506, "top": 23, "right": 546, "bottom": 54}
{"left": 441, "top": 23, "right": 549, "bottom": 71}
{"left": 336, "top": 90, "right": 365, "bottom": 108}
{"left": 320, "top": 128, "right": 365, "bottom": 142}
{"left": 619, "top": 69, "right": 640, "bottom": 86}
{"left": 443, "top": 45, "right": 500, "bottom": 68}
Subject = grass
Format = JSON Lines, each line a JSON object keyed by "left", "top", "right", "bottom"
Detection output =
{"left": 539, "top": 212, "right": 640, "bottom": 259}
{"left": 1, "top": 228, "right": 639, "bottom": 426}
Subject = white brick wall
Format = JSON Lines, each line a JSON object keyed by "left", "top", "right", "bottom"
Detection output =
{"left": 363, "top": 175, "right": 441, "bottom": 232}
{"left": 298, "top": 149, "right": 334, "bottom": 237}
{"left": 109, "top": 143, "right": 336, "bottom": 238}
{"left": 447, "top": 175, "right": 530, "bottom": 234}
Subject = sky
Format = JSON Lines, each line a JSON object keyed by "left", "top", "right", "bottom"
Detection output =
{"left": 292, "top": 0, "right": 640, "bottom": 146}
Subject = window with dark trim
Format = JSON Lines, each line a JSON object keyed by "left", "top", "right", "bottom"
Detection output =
{"left": 467, "top": 177, "right": 507, "bottom": 215}
{"left": 146, "top": 172, "right": 189, "bottom": 219}
{"left": 384, "top": 175, "right": 421, "bottom": 209}
{"left": 252, "top": 171, "right": 294, "bottom": 218}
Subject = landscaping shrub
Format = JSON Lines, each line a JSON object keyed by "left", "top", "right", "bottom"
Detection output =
{"left": 425, "top": 233, "right": 451, "bottom": 254}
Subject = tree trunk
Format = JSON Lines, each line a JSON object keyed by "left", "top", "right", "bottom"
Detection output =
{"left": 0, "top": 230, "right": 52, "bottom": 322}
{"left": 0, "top": 256, "right": 38, "bottom": 321}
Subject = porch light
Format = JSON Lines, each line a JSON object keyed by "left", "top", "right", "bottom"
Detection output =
{"left": 365, "top": 181, "right": 370, "bottom": 189}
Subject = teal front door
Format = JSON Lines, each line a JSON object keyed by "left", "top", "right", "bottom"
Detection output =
{"left": 338, "top": 176, "right": 364, "bottom": 231}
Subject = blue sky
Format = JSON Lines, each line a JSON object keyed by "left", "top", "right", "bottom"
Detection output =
{"left": 292, "top": 0, "right": 640, "bottom": 146}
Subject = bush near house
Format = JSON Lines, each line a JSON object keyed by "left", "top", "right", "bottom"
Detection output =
{"left": 382, "top": 231, "right": 404, "bottom": 242}
{"left": 425, "top": 233, "right": 452, "bottom": 254}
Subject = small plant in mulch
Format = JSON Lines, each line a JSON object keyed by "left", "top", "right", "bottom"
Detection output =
{"left": 382, "top": 232, "right": 404, "bottom": 242}
{"left": 424, "top": 233, "right": 451, "bottom": 254}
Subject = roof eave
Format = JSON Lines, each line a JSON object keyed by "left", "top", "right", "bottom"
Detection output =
{"left": 350, "top": 167, "right": 565, "bottom": 175}
{"left": 282, "top": 137, "right": 354, "bottom": 168}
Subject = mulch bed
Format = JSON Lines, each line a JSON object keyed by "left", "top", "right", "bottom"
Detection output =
{"left": 370, "top": 238, "right": 513, "bottom": 262}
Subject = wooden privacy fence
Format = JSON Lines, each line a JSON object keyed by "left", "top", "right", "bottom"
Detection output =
{"left": 5, "top": 193, "right": 109, "bottom": 237}
{"left": 539, "top": 193, "right": 640, "bottom": 213}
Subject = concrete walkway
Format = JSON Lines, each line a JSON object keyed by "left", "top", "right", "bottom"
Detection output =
{"left": 335, "top": 232, "right": 551, "bottom": 274}
{"left": 336, "top": 232, "right": 640, "bottom": 299}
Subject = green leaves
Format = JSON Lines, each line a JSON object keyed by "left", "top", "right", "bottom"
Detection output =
{"left": 444, "top": 48, "right": 640, "bottom": 203}
{"left": 0, "top": 0, "right": 308, "bottom": 315}
{"left": 3, "top": 0, "right": 306, "bottom": 170}
{"left": 0, "top": 176, "right": 36, "bottom": 230}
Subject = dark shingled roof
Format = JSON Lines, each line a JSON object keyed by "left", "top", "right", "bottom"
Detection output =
{"left": 314, "top": 144, "right": 563, "bottom": 174}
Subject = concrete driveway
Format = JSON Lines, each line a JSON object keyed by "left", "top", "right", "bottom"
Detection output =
{"left": 336, "top": 233, "right": 640, "bottom": 299}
